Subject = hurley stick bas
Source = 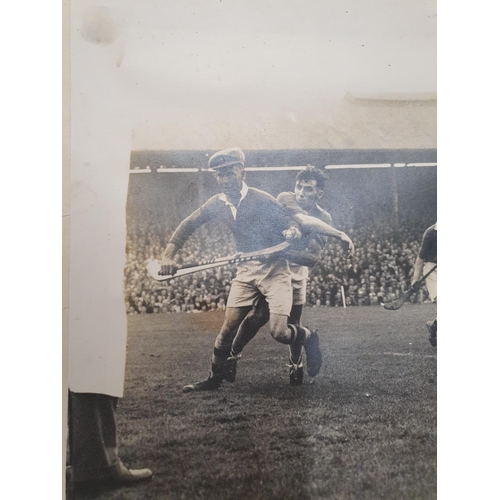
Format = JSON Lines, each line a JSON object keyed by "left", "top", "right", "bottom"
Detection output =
{"left": 383, "top": 264, "right": 437, "bottom": 311}
{"left": 147, "top": 241, "right": 290, "bottom": 282}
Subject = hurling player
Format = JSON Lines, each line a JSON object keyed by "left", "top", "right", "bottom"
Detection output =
{"left": 160, "top": 148, "right": 324, "bottom": 391}
{"left": 412, "top": 222, "right": 437, "bottom": 346}
{"left": 231, "top": 166, "right": 354, "bottom": 384}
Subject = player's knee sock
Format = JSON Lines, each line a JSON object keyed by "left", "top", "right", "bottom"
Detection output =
{"left": 431, "top": 318, "right": 437, "bottom": 333}
{"left": 208, "top": 346, "right": 230, "bottom": 381}
{"left": 212, "top": 345, "right": 231, "bottom": 366}
{"left": 289, "top": 339, "right": 303, "bottom": 365}
{"left": 274, "top": 324, "right": 308, "bottom": 346}
{"left": 270, "top": 324, "right": 310, "bottom": 346}
{"left": 288, "top": 324, "right": 309, "bottom": 345}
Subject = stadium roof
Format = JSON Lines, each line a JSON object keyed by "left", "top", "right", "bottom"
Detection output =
{"left": 131, "top": 93, "right": 436, "bottom": 151}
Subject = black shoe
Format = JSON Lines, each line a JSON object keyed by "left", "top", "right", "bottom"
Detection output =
{"left": 304, "top": 328, "right": 322, "bottom": 377}
{"left": 288, "top": 358, "right": 304, "bottom": 386}
{"left": 427, "top": 320, "right": 437, "bottom": 347}
{"left": 182, "top": 374, "right": 222, "bottom": 393}
{"left": 224, "top": 353, "right": 240, "bottom": 383}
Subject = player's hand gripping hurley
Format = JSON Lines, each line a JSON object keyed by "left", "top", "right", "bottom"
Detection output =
{"left": 383, "top": 264, "right": 437, "bottom": 311}
{"left": 148, "top": 242, "right": 291, "bottom": 282}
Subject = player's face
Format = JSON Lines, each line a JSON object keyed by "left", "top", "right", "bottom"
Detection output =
{"left": 213, "top": 165, "right": 244, "bottom": 199}
{"left": 295, "top": 179, "right": 323, "bottom": 210}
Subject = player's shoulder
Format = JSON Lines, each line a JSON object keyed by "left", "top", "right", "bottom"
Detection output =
{"left": 276, "top": 191, "right": 308, "bottom": 215}
{"left": 313, "top": 203, "right": 332, "bottom": 224}
{"left": 247, "top": 187, "right": 278, "bottom": 202}
{"left": 276, "top": 191, "right": 295, "bottom": 203}
{"left": 204, "top": 194, "right": 224, "bottom": 205}
{"left": 198, "top": 194, "right": 226, "bottom": 212}
{"left": 423, "top": 224, "right": 437, "bottom": 238}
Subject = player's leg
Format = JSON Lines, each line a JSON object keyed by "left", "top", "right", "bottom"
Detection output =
{"left": 288, "top": 304, "right": 304, "bottom": 385}
{"left": 183, "top": 278, "right": 259, "bottom": 392}
{"left": 268, "top": 313, "right": 322, "bottom": 378}
{"left": 182, "top": 306, "right": 252, "bottom": 392}
{"left": 287, "top": 279, "right": 307, "bottom": 383}
{"left": 424, "top": 263, "right": 437, "bottom": 347}
{"left": 231, "top": 296, "right": 270, "bottom": 357}
{"left": 427, "top": 318, "right": 437, "bottom": 347}
{"left": 213, "top": 277, "right": 263, "bottom": 384}
{"left": 213, "top": 306, "right": 254, "bottom": 382}
{"left": 264, "top": 271, "right": 323, "bottom": 378}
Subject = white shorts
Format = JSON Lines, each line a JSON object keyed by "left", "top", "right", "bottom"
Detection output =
{"left": 290, "top": 262, "right": 307, "bottom": 306}
{"left": 424, "top": 262, "right": 437, "bottom": 301}
{"left": 292, "top": 279, "right": 307, "bottom": 306}
{"left": 226, "top": 258, "right": 292, "bottom": 316}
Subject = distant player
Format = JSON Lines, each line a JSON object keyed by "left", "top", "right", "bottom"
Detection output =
{"left": 160, "top": 148, "right": 322, "bottom": 392}
{"left": 411, "top": 222, "right": 437, "bottom": 346}
{"left": 230, "top": 166, "right": 354, "bottom": 384}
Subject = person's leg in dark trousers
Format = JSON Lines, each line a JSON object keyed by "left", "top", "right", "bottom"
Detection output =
{"left": 68, "top": 391, "right": 152, "bottom": 486}
{"left": 68, "top": 392, "right": 121, "bottom": 481}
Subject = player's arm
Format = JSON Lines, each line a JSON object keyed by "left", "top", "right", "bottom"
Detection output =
{"left": 161, "top": 242, "right": 181, "bottom": 264}
{"left": 284, "top": 236, "right": 323, "bottom": 268}
{"left": 277, "top": 192, "right": 354, "bottom": 255}
{"left": 411, "top": 256, "right": 425, "bottom": 286}
{"left": 160, "top": 198, "right": 218, "bottom": 275}
{"left": 411, "top": 228, "right": 435, "bottom": 286}
{"left": 293, "top": 213, "right": 353, "bottom": 253}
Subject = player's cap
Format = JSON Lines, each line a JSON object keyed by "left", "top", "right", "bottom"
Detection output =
{"left": 208, "top": 147, "right": 245, "bottom": 170}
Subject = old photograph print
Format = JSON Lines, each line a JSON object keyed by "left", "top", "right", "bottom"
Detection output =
{"left": 67, "top": 1, "right": 437, "bottom": 499}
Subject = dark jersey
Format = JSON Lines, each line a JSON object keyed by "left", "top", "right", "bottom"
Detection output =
{"left": 277, "top": 192, "right": 332, "bottom": 252}
{"left": 419, "top": 224, "right": 437, "bottom": 263}
{"left": 169, "top": 187, "right": 296, "bottom": 253}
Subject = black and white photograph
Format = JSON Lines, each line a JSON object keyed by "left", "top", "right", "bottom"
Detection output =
{"left": 66, "top": 1, "right": 438, "bottom": 498}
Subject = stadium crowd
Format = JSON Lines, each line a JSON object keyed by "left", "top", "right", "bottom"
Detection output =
{"left": 124, "top": 218, "right": 434, "bottom": 315}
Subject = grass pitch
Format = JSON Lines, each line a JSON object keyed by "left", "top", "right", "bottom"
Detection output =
{"left": 68, "top": 304, "right": 437, "bottom": 500}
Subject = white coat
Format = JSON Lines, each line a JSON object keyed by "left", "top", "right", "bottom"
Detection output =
{"left": 69, "top": 4, "right": 130, "bottom": 398}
